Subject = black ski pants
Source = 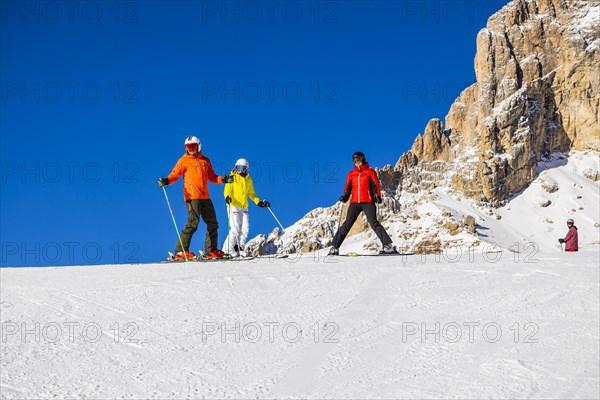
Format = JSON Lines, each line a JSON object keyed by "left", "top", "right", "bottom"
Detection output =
{"left": 175, "top": 199, "right": 219, "bottom": 253}
{"left": 332, "top": 202, "right": 392, "bottom": 249}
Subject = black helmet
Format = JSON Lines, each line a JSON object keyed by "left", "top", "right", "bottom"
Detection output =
{"left": 352, "top": 151, "right": 366, "bottom": 163}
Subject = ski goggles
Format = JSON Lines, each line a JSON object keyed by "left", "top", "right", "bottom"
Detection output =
{"left": 235, "top": 165, "right": 248, "bottom": 172}
{"left": 185, "top": 143, "right": 199, "bottom": 152}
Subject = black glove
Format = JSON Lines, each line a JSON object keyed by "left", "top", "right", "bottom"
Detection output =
{"left": 339, "top": 193, "right": 350, "bottom": 203}
{"left": 558, "top": 238, "right": 565, "bottom": 244}
{"left": 258, "top": 200, "right": 270, "bottom": 208}
{"left": 222, "top": 175, "right": 234, "bottom": 184}
{"left": 158, "top": 177, "right": 169, "bottom": 187}
{"left": 225, "top": 196, "right": 232, "bottom": 205}
{"left": 373, "top": 195, "right": 382, "bottom": 204}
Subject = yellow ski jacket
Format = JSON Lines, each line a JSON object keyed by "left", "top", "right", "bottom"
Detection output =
{"left": 224, "top": 173, "right": 260, "bottom": 209}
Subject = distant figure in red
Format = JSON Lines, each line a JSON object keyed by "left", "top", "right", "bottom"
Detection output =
{"left": 558, "top": 218, "right": 578, "bottom": 252}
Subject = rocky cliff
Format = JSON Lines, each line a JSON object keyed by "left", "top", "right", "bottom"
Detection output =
{"left": 410, "top": 0, "right": 599, "bottom": 206}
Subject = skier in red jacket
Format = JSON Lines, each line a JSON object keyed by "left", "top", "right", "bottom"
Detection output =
{"left": 558, "top": 218, "right": 578, "bottom": 252}
{"left": 329, "top": 152, "right": 396, "bottom": 255}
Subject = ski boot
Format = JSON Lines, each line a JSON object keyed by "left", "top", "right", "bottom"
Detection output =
{"left": 169, "top": 250, "right": 196, "bottom": 261}
{"left": 204, "top": 249, "right": 226, "bottom": 259}
{"left": 379, "top": 244, "right": 398, "bottom": 254}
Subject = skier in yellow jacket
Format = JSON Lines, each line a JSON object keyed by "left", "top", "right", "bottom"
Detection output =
{"left": 223, "top": 158, "right": 270, "bottom": 257}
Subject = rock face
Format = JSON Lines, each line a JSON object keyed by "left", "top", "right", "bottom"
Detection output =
{"left": 408, "top": 0, "right": 599, "bottom": 206}
{"left": 411, "top": 119, "right": 452, "bottom": 162}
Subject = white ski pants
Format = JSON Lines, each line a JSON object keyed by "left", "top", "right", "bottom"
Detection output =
{"left": 223, "top": 206, "right": 250, "bottom": 253}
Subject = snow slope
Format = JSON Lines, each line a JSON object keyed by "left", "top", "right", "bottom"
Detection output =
{"left": 465, "top": 151, "right": 600, "bottom": 251}
{"left": 1, "top": 250, "right": 598, "bottom": 399}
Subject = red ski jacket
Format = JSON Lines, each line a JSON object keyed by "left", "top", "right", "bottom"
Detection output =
{"left": 564, "top": 226, "right": 578, "bottom": 252}
{"left": 343, "top": 163, "right": 381, "bottom": 203}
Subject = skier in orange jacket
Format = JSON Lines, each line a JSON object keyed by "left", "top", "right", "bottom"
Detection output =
{"left": 158, "top": 136, "right": 233, "bottom": 260}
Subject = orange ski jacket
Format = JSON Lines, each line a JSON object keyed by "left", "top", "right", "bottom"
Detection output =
{"left": 167, "top": 152, "right": 223, "bottom": 201}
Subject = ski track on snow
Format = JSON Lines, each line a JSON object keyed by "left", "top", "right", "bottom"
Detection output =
{"left": 1, "top": 252, "right": 598, "bottom": 399}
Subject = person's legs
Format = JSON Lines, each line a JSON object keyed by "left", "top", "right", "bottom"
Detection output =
{"left": 222, "top": 206, "right": 238, "bottom": 253}
{"left": 224, "top": 206, "right": 246, "bottom": 254}
{"left": 239, "top": 209, "right": 250, "bottom": 249}
{"left": 331, "top": 203, "right": 362, "bottom": 249}
{"left": 198, "top": 199, "right": 219, "bottom": 253}
{"left": 175, "top": 200, "right": 201, "bottom": 253}
{"left": 362, "top": 203, "right": 393, "bottom": 246}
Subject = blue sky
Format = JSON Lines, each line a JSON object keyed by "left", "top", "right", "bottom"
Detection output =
{"left": 1, "top": 0, "right": 505, "bottom": 267}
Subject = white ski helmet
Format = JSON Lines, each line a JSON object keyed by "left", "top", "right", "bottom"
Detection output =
{"left": 235, "top": 158, "right": 249, "bottom": 172}
{"left": 235, "top": 158, "right": 249, "bottom": 168}
{"left": 184, "top": 136, "right": 201, "bottom": 151}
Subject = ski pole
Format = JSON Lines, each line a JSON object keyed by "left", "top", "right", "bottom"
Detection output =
{"left": 267, "top": 206, "right": 286, "bottom": 233}
{"left": 337, "top": 201, "right": 344, "bottom": 230}
{"left": 325, "top": 202, "right": 339, "bottom": 238}
{"left": 226, "top": 204, "right": 231, "bottom": 255}
{"left": 162, "top": 186, "right": 188, "bottom": 262}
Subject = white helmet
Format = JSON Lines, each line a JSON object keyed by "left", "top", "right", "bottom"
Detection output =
{"left": 184, "top": 136, "right": 201, "bottom": 152}
{"left": 234, "top": 158, "right": 249, "bottom": 173}
{"left": 235, "top": 158, "right": 249, "bottom": 167}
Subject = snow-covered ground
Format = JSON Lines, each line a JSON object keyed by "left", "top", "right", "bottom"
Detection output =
{"left": 1, "top": 248, "right": 598, "bottom": 399}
